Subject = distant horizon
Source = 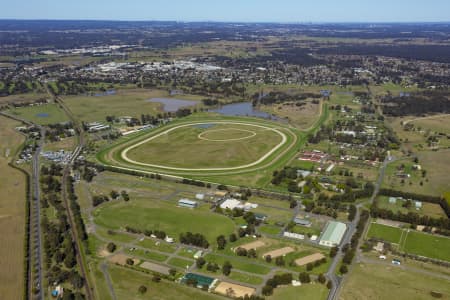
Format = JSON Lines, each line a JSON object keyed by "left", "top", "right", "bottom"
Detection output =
{"left": 2, "top": 18, "right": 450, "bottom": 25}
{"left": 1, "top": 0, "right": 450, "bottom": 23}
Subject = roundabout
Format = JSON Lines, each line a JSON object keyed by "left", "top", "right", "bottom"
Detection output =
{"left": 97, "top": 118, "right": 299, "bottom": 176}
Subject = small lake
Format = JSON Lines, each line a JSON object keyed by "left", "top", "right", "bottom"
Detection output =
{"left": 36, "top": 113, "right": 49, "bottom": 118}
{"left": 146, "top": 98, "right": 197, "bottom": 112}
{"left": 209, "top": 102, "right": 276, "bottom": 119}
{"left": 94, "top": 90, "right": 116, "bottom": 97}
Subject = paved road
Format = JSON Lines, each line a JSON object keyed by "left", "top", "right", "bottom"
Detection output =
{"left": 32, "top": 128, "right": 45, "bottom": 300}
{"left": 99, "top": 262, "right": 117, "bottom": 300}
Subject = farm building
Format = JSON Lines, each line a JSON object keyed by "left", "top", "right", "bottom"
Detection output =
{"left": 178, "top": 199, "right": 198, "bottom": 208}
{"left": 319, "top": 221, "right": 347, "bottom": 247}
{"left": 181, "top": 273, "right": 217, "bottom": 290}
{"left": 254, "top": 213, "right": 267, "bottom": 221}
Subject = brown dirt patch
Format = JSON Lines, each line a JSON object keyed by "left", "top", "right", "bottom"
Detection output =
{"left": 295, "top": 253, "right": 325, "bottom": 266}
{"left": 107, "top": 254, "right": 140, "bottom": 266}
{"left": 236, "top": 240, "right": 265, "bottom": 252}
{"left": 214, "top": 281, "right": 255, "bottom": 298}
{"left": 262, "top": 247, "right": 294, "bottom": 259}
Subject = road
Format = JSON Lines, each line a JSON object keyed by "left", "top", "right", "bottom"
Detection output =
{"left": 31, "top": 128, "right": 45, "bottom": 300}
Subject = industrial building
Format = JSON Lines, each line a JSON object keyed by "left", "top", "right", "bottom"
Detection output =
{"left": 319, "top": 221, "right": 347, "bottom": 247}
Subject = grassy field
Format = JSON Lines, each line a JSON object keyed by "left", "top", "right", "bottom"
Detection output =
{"left": 93, "top": 196, "right": 236, "bottom": 243}
{"left": 366, "top": 222, "right": 450, "bottom": 261}
{"left": 268, "top": 284, "right": 329, "bottom": 300}
{"left": 7, "top": 103, "right": 69, "bottom": 125}
{"left": 401, "top": 231, "right": 450, "bottom": 262}
{"left": 43, "top": 136, "right": 76, "bottom": 152}
{"left": 0, "top": 116, "right": 26, "bottom": 300}
{"left": 340, "top": 263, "right": 450, "bottom": 300}
{"left": 126, "top": 122, "right": 283, "bottom": 169}
{"left": 261, "top": 100, "right": 321, "bottom": 130}
{"left": 63, "top": 88, "right": 204, "bottom": 122}
{"left": 376, "top": 196, "right": 447, "bottom": 219}
{"left": 382, "top": 150, "right": 450, "bottom": 197}
{"left": 366, "top": 222, "right": 403, "bottom": 244}
{"left": 108, "top": 264, "right": 225, "bottom": 300}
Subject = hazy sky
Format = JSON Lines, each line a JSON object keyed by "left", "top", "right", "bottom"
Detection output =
{"left": 1, "top": 0, "right": 450, "bottom": 22}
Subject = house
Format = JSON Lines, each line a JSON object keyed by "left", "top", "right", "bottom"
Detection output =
{"left": 319, "top": 221, "right": 347, "bottom": 247}
{"left": 293, "top": 216, "right": 312, "bottom": 227}
{"left": 195, "top": 193, "right": 205, "bottom": 200}
{"left": 389, "top": 197, "right": 397, "bottom": 204}
{"left": 415, "top": 201, "right": 422, "bottom": 209}
{"left": 178, "top": 199, "right": 198, "bottom": 209}
{"left": 297, "top": 170, "right": 311, "bottom": 178}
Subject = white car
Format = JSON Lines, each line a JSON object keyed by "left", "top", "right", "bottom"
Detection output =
{"left": 379, "top": 255, "right": 386, "bottom": 260}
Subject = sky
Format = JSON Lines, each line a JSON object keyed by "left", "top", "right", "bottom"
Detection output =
{"left": 1, "top": 0, "right": 450, "bottom": 23}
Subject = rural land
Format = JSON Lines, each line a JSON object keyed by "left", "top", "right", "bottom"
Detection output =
{"left": 0, "top": 19, "right": 449, "bottom": 300}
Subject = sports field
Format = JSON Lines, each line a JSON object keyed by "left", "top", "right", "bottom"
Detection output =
{"left": 340, "top": 263, "right": 450, "bottom": 300}
{"left": 7, "top": 103, "right": 69, "bottom": 125}
{"left": 366, "top": 222, "right": 450, "bottom": 261}
{"left": 125, "top": 122, "right": 284, "bottom": 169}
{"left": 268, "top": 284, "right": 329, "bottom": 300}
{"left": 0, "top": 116, "right": 26, "bottom": 300}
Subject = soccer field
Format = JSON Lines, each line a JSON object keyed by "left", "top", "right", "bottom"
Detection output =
{"left": 366, "top": 222, "right": 450, "bottom": 261}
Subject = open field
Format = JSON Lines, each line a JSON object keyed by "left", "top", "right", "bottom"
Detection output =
{"left": 63, "top": 88, "right": 203, "bottom": 122}
{"left": 339, "top": 263, "right": 450, "bottom": 300}
{"left": 376, "top": 196, "right": 447, "bottom": 219}
{"left": 261, "top": 100, "right": 321, "bottom": 129}
{"left": 366, "top": 222, "right": 450, "bottom": 261}
{"left": 0, "top": 92, "right": 47, "bottom": 105}
{"left": 7, "top": 103, "right": 68, "bottom": 125}
{"left": 0, "top": 116, "right": 26, "bottom": 300}
{"left": 108, "top": 264, "right": 225, "bottom": 300}
{"left": 382, "top": 150, "right": 450, "bottom": 197}
{"left": 43, "top": 136, "right": 76, "bottom": 152}
{"left": 125, "top": 122, "right": 284, "bottom": 169}
{"left": 268, "top": 284, "right": 329, "bottom": 300}
{"left": 93, "top": 196, "right": 236, "bottom": 243}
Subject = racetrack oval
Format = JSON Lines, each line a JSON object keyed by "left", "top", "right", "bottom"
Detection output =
{"left": 121, "top": 121, "right": 288, "bottom": 171}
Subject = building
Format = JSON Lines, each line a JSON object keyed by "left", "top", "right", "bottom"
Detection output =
{"left": 178, "top": 199, "right": 198, "bottom": 209}
{"left": 293, "top": 216, "right": 311, "bottom": 227}
{"left": 389, "top": 197, "right": 397, "bottom": 204}
{"left": 254, "top": 213, "right": 267, "bottom": 222}
{"left": 220, "top": 199, "right": 241, "bottom": 210}
{"left": 194, "top": 250, "right": 203, "bottom": 259}
{"left": 415, "top": 201, "right": 422, "bottom": 209}
{"left": 319, "top": 221, "right": 347, "bottom": 247}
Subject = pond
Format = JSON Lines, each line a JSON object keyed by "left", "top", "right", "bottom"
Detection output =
{"left": 94, "top": 89, "right": 116, "bottom": 97}
{"left": 146, "top": 98, "right": 197, "bottom": 112}
{"left": 209, "top": 102, "right": 276, "bottom": 120}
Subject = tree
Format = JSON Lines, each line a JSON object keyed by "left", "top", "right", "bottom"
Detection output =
{"left": 247, "top": 248, "right": 257, "bottom": 258}
{"left": 138, "top": 285, "right": 147, "bottom": 294}
{"left": 236, "top": 247, "right": 248, "bottom": 257}
{"left": 222, "top": 261, "right": 232, "bottom": 276}
{"left": 110, "top": 190, "right": 119, "bottom": 200}
{"left": 340, "top": 265, "right": 348, "bottom": 274}
{"left": 265, "top": 255, "right": 272, "bottom": 263}
{"left": 262, "top": 285, "right": 274, "bottom": 296}
{"left": 299, "top": 272, "right": 311, "bottom": 283}
{"left": 152, "top": 274, "right": 161, "bottom": 282}
{"left": 169, "top": 268, "right": 177, "bottom": 276}
{"left": 318, "top": 273, "right": 326, "bottom": 284}
{"left": 229, "top": 233, "right": 237, "bottom": 242}
{"left": 275, "top": 256, "right": 285, "bottom": 266}
{"left": 306, "top": 262, "right": 313, "bottom": 271}
{"left": 327, "top": 280, "right": 333, "bottom": 289}
{"left": 121, "top": 190, "right": 130, "bottom": 201}
{"left": 196, "top": 257, "right": 206, "bottom": 269}
{"left": 126, "top": 258, "right": 134, "bottom": 265}
{"left": 106, "top": 242, "right": 116, "bottom": 253}
{"left": 217, "top": 235, "right": 227, "bottom": 250}
{"left": 330, "top": 246, "right": 338, "bottom": 258}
